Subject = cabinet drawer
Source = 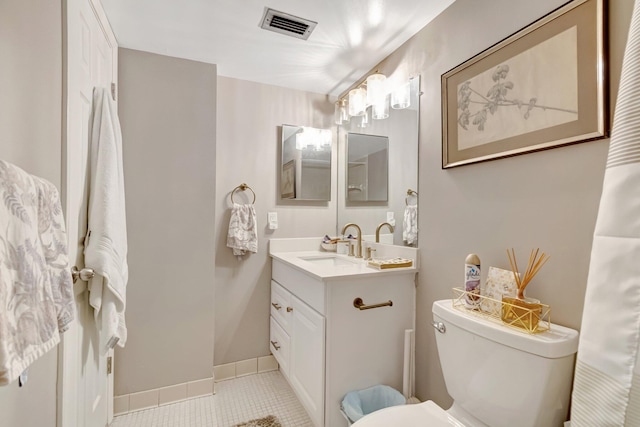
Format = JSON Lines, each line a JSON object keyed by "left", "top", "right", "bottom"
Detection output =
{"left": 271, "top": 280, "right": 292, "bottom": 333}
{"left": 270, "top": 316, "right": 290, "bottom": 375}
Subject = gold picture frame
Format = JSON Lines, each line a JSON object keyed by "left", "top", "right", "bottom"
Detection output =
{"left": 281, "top": 159, "right": 295, "bottom": 199}
{"left": 442, "top": 0, "right": 607, "bottom": 168}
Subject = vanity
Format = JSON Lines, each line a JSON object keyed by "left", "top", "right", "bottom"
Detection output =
{"left": 269, "top": 238, "right": 418, "bottom": 427}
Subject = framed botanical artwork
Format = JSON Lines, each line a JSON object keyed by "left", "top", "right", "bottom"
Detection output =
{"left": 442, "top": 0, "right": 607, "bottom": 168}
{"left": 281, "top": 159, "right": 295, "bottom": 199}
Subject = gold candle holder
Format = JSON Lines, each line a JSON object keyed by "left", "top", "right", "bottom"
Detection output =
{"left": 501, "top": 296, "right": 547, "bottom": 333}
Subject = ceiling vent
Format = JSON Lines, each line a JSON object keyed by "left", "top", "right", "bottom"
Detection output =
{"left": 259, "top": 8, "right": 317, "bottom": 40}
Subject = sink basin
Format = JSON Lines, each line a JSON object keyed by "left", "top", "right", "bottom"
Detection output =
{"left": 299, "top": 255, "right": 357, "bottom": 267}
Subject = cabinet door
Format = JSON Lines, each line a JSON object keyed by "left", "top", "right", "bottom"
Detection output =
{"left": 290, "top": 295, "right": 325, "bottom": 427}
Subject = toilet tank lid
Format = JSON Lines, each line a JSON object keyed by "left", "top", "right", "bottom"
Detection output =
{"left": 432, "top": 299, "right": 579, "bottom": 359}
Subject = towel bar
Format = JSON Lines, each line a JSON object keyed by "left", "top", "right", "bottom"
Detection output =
{"left": 353, "top": 297, "right": 393, "bottom": 310}
{"left": 405, "top": 189, "right": 418, "bottom": 206}
{"left": 231, "top": 183, "right": 256, "bottom": 204}
{"left": 71, "top": 266, "right": 95, "bottom": 283}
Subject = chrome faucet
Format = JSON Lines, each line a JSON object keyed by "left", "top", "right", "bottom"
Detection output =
{"left": 341, "top": 223, "right": 362, "bottom": 258}
{"left": 375, "top": 222, "right": 394, "bottom": 243}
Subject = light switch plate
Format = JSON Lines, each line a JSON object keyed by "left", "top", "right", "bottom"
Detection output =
{"left": 268, "top": 212, "right": 278, "bottom": 229}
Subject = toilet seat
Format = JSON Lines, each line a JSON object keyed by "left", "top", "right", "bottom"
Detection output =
{"left": 352, "top": 401, "right": 466, "bottom": 427}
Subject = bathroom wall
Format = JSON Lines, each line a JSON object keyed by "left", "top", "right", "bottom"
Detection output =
{"left": 214, "top": 76, "right": 335, "bottom": 364}
{"left": 360, "top": 0, "right": 634, "bottom": 408}
{"left": 116, "top": 48, "right": 217, "bottom": 395}
{"left": 0, "top": 0, "right": 62, "bottom": 425}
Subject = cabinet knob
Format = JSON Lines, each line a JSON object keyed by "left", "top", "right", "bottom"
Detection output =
{"left": 286, "top": 306, "right": 293, "bottom": 312}
{"left": 271, "top": 302, "right": 282, "bottom": 310}
{"left": 270, "top": 340, "right": 280, "bottom": 350}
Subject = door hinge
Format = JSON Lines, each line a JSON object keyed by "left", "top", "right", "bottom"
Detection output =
{"left": 110, "top": 82, "right": 116, "bottom": 101}
{"left": 107, "top": 356, "right": 112, "bottom": 375}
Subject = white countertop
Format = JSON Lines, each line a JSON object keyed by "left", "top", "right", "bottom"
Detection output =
{"left": 269, "top": 238, "right": 419, "bottom": 281}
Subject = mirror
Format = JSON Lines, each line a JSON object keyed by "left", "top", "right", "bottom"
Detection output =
{"left": 281, "top": 125, "right": 332, "bottom": 201}
{"left": 337, "top": 76, "right": 420, "bottom": 246}
{"left": 346, "top": 133, "right": 388, "bottom": 201}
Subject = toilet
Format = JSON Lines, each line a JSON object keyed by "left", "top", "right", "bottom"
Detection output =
{"left": 353, "top": 299, "right": 579, "bottom": 427}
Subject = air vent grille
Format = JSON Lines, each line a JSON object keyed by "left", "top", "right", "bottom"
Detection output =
{"left": 260, "top": 8, "right": 317, "bottom": 40}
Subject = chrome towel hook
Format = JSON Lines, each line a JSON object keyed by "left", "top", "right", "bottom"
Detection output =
{"left": 71, "top": 266, "right": 96, "bottom": 283}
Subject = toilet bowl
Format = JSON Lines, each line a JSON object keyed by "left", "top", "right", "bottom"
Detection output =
{"left": 353, "top": 299, "right": 579, "bottom": 427}
{"left": 353, "top": 400, "right": 465, "bottom": 426}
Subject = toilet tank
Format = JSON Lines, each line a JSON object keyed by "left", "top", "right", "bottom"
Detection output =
{"left": 432, "top": 299, "right": 579, "bottom": 427}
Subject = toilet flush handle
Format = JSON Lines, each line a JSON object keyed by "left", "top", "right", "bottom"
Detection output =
{"left": 432, "top": 321, "right": 446, "bottom": 334}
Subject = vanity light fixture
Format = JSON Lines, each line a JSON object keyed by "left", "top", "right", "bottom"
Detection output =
{"left": 336, "top": 72, "right": 411, "bottom": 125}
{"left": 366, "top": 73, "right": 389, "bottom": 120}
{"left": 348, "top": 87, "right": 367, "bottom": 117}
{"left": 356, "top": 109, "right": 369, "bottom": 128}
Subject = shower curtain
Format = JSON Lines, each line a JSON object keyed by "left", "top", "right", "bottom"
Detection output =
{"left": 570, "top": 0, "right": 640, "bottom": 424}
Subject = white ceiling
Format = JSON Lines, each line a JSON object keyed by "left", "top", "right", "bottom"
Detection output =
{"left": 101, "top": 0, "right": 455, "bottom": 96}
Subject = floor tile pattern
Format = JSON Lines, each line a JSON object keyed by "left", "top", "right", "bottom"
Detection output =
{"left": 110, "top": 371, "right": 313, "bottom": 427}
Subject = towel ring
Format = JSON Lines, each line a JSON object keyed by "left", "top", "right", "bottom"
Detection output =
{"left": 405, "top": 189, "right": 418, "bottom": 206}
{"left": 231, "top": 183, "right": 256, "bottom": 204}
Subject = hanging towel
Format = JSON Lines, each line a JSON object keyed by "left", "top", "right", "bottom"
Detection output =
{"left": 403, "top": 205, "right": 418, "bottom": 246}
{"left": 84, "top": 87, "right": 129, "bottom": 353}
{"left": 0, "top": 160, "right": 75, "bottom": 385}
{"left": 570, "top": 1, "right": 640, "bottom": 424}
{"left": 227, "top": 203, "right": 258, "bottom": 256}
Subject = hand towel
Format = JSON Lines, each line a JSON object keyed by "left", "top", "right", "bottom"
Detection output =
{"left": 403, "top": 205, "right": 418, "bottom": 246}
{"left": 0, "top": 160, "right": 75, "bottom": 385}
{"left": 84, "top": 87, "right": 129, "bottom": 353}
{"left": 227, "top": 203, "right": 258, "bottom": 256}
{"left": 570, "top": 1, "right": 640, "bottom": 424}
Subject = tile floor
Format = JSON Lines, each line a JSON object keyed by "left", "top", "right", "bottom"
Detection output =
{"left": 110, "top": 370, "right": 313, "bottom": 427}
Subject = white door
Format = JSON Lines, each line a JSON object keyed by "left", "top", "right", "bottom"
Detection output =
{"left": 59, "top": 0, "right": 118, "bottom": 426}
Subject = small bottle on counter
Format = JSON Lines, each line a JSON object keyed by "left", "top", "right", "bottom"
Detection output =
{"left": 464, "top": 253, "right": 481, "bottom": 309}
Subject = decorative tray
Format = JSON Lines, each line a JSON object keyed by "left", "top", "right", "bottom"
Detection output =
{"left": 451, "top": 287, "right": 551, "bottom": 334}
{"left": 367, "top": 258, "right": 413, "bottom": 269}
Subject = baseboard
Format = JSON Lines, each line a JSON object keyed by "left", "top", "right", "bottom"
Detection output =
{"left": 213, "top": 355, "right": 278, "bottom": 383}
{"left": 114, "top": 377, "right": 213, "bottom": 416}
{"left": 113, "top": 355, "right": 279, "bottom": 416}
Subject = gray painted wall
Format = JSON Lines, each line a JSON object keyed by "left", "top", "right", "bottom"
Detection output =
{"left": 214, "top": 77, "right": 335, "bottom": 364}
{"left": 115, "top": 49, "right": 217, "bottom": 395}
{"left": 374, "top": 0, "right": 632, "bottom": 407}
{"left": 0, "top": 0, "right": 62, "bottom": 425}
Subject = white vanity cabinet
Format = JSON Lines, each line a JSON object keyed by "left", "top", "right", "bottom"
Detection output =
{"left": 270, "top": 256, "right": 416, "bottom": 427}
{"left": 270, "top": 279, "right": 325, "bottom": 426}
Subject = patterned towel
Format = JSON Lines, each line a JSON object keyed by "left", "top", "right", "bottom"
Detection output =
{"left": 227, "top": 203, "right": 258, "bottom": 256}
{"left": 403, "top": 205, "right": 418, "bottom": 245}
{"left": 0, "top": 160, "right": 75, "bottom": 385}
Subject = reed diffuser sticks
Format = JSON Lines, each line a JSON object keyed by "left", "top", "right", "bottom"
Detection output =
{"left": 506, "top": 248, "right": 550, "bottom": 299}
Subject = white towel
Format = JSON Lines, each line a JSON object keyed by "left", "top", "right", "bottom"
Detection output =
{"left": 570, "top": 1, "right": 640, "bottom": 424}
{"left": 227, "top": 203, "right": 258, "bottom": 256}
{"left": 0, "top": 160, "right": 75, "bottom": 385}
{"left": 403, "top": 205, "right": 418, "bottom": 245}
{"left": 84, "top": 87, "right": 128, "bottom": 353}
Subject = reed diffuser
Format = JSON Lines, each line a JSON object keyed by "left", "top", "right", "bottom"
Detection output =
{"left": 506, "top": 248, "right": 550, "bottom": 300}
{"left": 502, "top": 248, "right": 550, "bottom": 332}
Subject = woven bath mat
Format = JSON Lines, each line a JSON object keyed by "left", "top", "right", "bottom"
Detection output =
{"left": 232, "top": 415, "right": 282, "bottom": 427}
